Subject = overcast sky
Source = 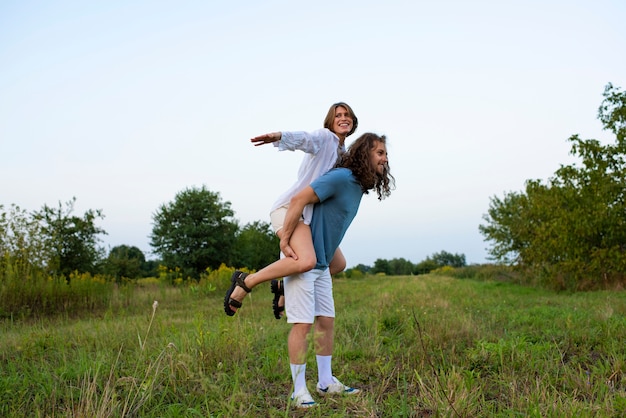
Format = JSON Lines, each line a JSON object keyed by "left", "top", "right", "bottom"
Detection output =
{"left": 1, "top": 0, "right": 625, "bottom": 268}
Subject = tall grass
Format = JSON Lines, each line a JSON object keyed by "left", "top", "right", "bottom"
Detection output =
{"left": 1, "top": 273, "right": 625, "bottom": 416}
{"left": 0, "top": 269, "right": 114, "bottom": 319}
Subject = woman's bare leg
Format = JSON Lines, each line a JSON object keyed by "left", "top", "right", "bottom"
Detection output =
{"left": 329, "top": 247, "right": 346, "bottom": 276}
{"left": 228, "top": 221, "right": 316, "bottom": 311}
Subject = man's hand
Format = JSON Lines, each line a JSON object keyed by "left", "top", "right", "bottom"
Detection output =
{"left": 280, "top": 186, "right": 319, "bottom": 261}
{"left": 279, "top": 236, "right": 298, "bottom": 260}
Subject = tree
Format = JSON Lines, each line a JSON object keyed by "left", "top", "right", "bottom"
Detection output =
{"left": 478, "top": 191, "right": 528, "bottom": 264}
{"left": 413, "top": 258, "right": 438, "bottom": 275}
{"left": 232, "top": 220, "right": 280, "bottom": 270}
{"left": 429, "top": 250, "right": 466, "bottom": 268}
{"left": 34, "top": 198, "right": 106, "bottom": 276}
{"left": 141, "top": 259, "right": 160, "bottom": 278}
{"left": 150, "top": 186, "right": 238, "bottom": 279}
{"left": 480, "top": 83, "right": 626, "bottom": 289}
{"left": 104, "top": 245, "right": 145, "bottom": 282}
{"left": 0, "top": 204, "right": 48, "bottom": 279}
{"left": 371, "top": 258, "right": 391, "bottom": 275}
{"left": 353, "top": 264, "right": 371, "bottom": 274}
{"left": 388, "top": 257, "right": 414, "bottom": 275}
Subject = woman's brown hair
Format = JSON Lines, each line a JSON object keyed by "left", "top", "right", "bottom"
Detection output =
{"left": 323, "top": 102, "right": 358, "bottom": 137}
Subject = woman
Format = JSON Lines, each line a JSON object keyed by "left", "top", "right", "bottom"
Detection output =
{"left": 224, "top": 102, "right": 358, "bottom": 317}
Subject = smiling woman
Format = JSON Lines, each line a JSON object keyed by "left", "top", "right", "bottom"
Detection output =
{"left": 224, "top": 102, "right": 359, "bottom": 319}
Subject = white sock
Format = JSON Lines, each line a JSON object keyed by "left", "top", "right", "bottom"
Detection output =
{"left": 316, "top": 355, "right": 333, "bottom": 388}
{"left": 290, "top": 363, "right": 307, "bottom": 395}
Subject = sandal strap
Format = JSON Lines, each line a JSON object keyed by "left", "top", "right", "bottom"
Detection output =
{"left": 229, "top": 298, "right": 243, "bottom": 309}
{"left": 236, "top": 272, "right": 252, "bottom": 293}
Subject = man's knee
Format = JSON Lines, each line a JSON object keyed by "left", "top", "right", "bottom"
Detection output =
{"left": 291, "top": 323, "right": 312, "bottom": 335}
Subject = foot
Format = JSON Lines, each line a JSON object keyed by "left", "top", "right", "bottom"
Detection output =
{"left": 229, "top": 281, "right": 249, "bottom": 308}
{"left": 270, "top": 279, "right": 285, "bottom": 319}
{"left": 277, "top": 295, "right": 285, "bottom": 316}
{"left": 316, "top": 376, "right": 360, "bottom": 396}
{"left": 223, "top": 271, "right": 251, "bottom": 316}
{"left": 290, "top": 389, "right": 317, "bottom": 409}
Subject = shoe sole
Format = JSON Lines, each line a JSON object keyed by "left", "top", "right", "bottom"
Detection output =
{"left": 316, "top": 388, "right": 360, "bottom": 396}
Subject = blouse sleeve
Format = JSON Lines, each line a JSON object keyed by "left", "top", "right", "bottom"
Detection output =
{"left": 274, "top": 128, "right": 333, "bottom": 155}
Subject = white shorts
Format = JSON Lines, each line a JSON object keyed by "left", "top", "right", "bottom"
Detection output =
{"left": 269, "top": 206, "right": 289, "bottom": 233}
{"left": 284, "top": 268, "right": 335, "bottom": 324}
{"left": 270, "top": 205, "right": 304, "bottom": 233}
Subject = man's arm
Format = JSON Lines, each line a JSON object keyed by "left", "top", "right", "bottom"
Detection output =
{"left": 280, "top": 185, "right": 320, "bottom": 260}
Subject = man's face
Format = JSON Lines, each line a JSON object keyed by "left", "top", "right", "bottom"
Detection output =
{"left": 332, "top": 106, "right": 353, "bottom": 138}
{"left": 370, "top": 141, "right": 388, "bottom": 175}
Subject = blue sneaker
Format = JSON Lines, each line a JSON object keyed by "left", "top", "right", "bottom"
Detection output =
{"left": 316, "top": 376, "right": 360, "bottom": 396}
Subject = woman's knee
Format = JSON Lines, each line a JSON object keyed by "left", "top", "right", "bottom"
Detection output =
{"left": 329, "top": 251, "right": 346, "bottom": 275}
{"left": 295, "top": 254, "right": 317, "bottom": 273}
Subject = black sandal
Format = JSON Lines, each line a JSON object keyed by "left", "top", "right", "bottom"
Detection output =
{"left": 224, "top": 271, "right": 251, "bottom": 316}
{"left": 270, "top": 279, "right": 285, "bottom": 320}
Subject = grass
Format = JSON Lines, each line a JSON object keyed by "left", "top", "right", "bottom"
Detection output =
{"left": 1, "top": 274, "right": 625, "bottom": 417}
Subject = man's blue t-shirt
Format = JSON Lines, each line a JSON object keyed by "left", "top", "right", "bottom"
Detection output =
{"left": 309, "top": 168, "right": 363, "bottom": 270}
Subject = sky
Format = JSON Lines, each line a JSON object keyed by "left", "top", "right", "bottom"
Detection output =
{"left": 1, "top": 0, "right": 625, "bottom": 268}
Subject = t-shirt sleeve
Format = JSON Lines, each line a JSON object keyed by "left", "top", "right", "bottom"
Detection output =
{"left": 310, "top": 168, "right": 347, "bottom": 202}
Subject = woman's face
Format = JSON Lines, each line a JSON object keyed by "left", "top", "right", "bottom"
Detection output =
{"left": 332, "top": 106, "right": 353, "bottom": 140}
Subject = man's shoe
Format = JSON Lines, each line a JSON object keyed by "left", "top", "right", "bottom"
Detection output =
{"left": 316, "top": 376, "right": 360, "bottom": 396}
{"left": 290, "top": 389, "right": 317, "bottom": 408}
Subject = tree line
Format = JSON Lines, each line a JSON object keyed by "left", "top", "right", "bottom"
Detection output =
{"left": 3, "top": 83, "right": 623, "bottom": 291}
{"left": 0, "top": 191, "right": 280, "bottom": 282}
{"left": 346, "top": 251, "right": 467, "bottom": 277}
{"left": 0, "top": 191, "right": 466, "bottom": 282}
{"left": 480, "top": 83, "right": 626, "bottom": 290}
{"left": 0, "top": 190, "right": 442, "bottom": 281}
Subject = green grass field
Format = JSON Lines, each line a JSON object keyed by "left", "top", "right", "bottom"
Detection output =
{"left": 1, "top": 274, "right": 625, "bottom": 417}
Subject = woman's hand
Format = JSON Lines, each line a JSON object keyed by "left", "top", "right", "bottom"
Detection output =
{"left": 251, "top": 132, "right": 281, "bottom": 146}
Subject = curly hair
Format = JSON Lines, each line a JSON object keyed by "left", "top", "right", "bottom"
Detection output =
{"left": 338, "top": 132, "right": 395, "bottom": 200}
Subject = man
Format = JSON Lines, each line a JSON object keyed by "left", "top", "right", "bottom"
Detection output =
{"left": 279, "top": 132, "right": 394, "bottom": 408}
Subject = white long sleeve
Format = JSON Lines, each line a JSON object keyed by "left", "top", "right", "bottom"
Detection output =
{"left": 270, "top": 128, "right": 344, "bottom": 224}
